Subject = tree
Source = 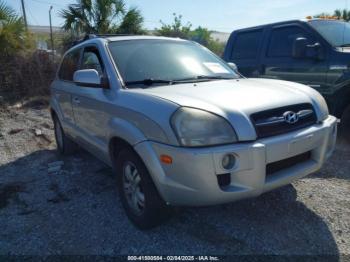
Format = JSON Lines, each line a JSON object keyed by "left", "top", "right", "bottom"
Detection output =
{"left": 156, "top": 14, "right": 225, "bottom": 56}
{"left": 116, "top": 7, "right": 145, "bottom": 34}
{"left": 157, "top": 13, "right": 192, "bottom": 39}
{"left": 334, "top": 9, "right": 350, "bottom": 21}
{"left": 314, "top": 9, "right": 350, "bottom": 21}
{"left": 207, "top": 39, "right": 225, "bottom": 56}
{"left": 191, "top": 26, "right": 211, "bottom": 46}
{"left": 0, "top": 0, "right": 32, "bottom": 55}
{"left": 60, "top": 0, "right": 145, "bottom": 35}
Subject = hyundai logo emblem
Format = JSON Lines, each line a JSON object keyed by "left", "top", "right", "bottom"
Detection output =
{"left": 283, "top": 111, "right": 299, "bottom": 124}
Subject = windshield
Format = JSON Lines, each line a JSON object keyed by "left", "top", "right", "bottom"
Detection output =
{"left": 108, "top": 39, "right": 238, "bottom": 87}
{"left": 309, "top": 20, "right": 350, "bottom": 47}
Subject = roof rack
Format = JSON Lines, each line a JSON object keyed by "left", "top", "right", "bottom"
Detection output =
{"left": 70, "top": 34, "right": 134, "bottom": 47}
{"left": 90, "top": 34, "right": 134, "bottom": 38}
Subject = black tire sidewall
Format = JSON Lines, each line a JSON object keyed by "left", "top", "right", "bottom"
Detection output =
{"left": 340, "top": 105, "right": 350, "bottom": 144}
{"left": 53, "top": 116, "right": 65, "bottom": 154}
{"left": 116, "top": 148, "right": 169, "bottom": 229}
{"left": 53, "top": 116, "right": 77, "bottom": 155}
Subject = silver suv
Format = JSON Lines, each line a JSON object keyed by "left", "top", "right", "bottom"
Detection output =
{"left": 50, "top": 35, "right": 337, "bottom": 229}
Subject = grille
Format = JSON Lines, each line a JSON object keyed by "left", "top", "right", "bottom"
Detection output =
{"left": 266, "top": 151, "right": 312, "bottom": 176}
{"left": 251, "top": 103, "right": 317, "bottom": 138}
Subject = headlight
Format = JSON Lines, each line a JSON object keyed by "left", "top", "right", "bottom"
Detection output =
{"left": 171, "top": 107, "right": 238, "bottom": 147}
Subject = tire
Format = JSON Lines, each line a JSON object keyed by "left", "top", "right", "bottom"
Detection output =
{"left": 116, "top": 148, "right": 171, "bottom": 229}
{"left": 53, "top": 115, "right": 78, "bottom": 155}
{"left": 339, "top": 104, "right": 350, "bottom": 144}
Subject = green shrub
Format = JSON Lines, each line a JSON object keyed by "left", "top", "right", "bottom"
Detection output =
{"left": 156, "top": 14, "right": 226, "bottom": 56}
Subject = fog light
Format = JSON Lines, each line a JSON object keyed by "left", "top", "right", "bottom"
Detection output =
{"left": 222, "top": 154, "right": 236, "bottom": 170}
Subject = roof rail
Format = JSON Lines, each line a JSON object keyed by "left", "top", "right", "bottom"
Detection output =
{"left": 93, "top": 34, "right": 134, "bottom": 38}
{"left": 70, "top": 33, "right": 135, "bottom": 47}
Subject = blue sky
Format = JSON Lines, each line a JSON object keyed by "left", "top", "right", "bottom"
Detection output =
{"left": 4, "top": 0, "right": 350, "bottom": 32}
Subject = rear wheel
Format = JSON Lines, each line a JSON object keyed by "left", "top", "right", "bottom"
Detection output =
{"left": 339, "top": 105, "right": 350, "bottom": 144}
{"left": 53, "top": 116, "right": 78, "bottom": 155}
{"left": 116, "top": 148, "right": 171, "bottom": 229}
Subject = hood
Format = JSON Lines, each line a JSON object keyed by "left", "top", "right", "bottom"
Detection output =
{"left": 133, "top": 78, "right": 315, "bottom": 113}
{"left": 131, "top": 78, "right": 328, "bottom": 141}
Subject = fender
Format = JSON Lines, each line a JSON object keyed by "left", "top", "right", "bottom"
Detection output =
{"left": 107, "top": 117, "right": 149, "bottom": 146}
{"left": 333, "top": 85, "right": 350, "bottom": 118}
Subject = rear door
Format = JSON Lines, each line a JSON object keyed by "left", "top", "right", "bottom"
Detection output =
{"left": 53, "top": 48, "right": 81, "bottom": 135}
{"left": 260, "top": 23, "right": 328, "bottom": 89}
{"left": 226, "top": 28, "right": 264, "bottom": 77}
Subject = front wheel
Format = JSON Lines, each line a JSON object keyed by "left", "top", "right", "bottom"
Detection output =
{"left": 116, "top": 148, "right": 171, "bottom": 229}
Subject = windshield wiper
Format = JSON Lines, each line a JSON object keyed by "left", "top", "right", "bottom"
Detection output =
{"left": 197, "top": 75, "right": 236, "bottom": 80}
{"left": 125, "top": 78, "right": 173, "bottom": 87}
{"left": 125, "top": 75, "right": 236, "bottom": 88}
{"left": 174, "top": 75, "right": 236, "bottom": 82}
{"left": 339, "top": 43, "right": 350, "bottom": 47}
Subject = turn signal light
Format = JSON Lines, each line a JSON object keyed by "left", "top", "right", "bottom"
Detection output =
{"left": 160, "top": 155, "right": 173, "bottom": 164}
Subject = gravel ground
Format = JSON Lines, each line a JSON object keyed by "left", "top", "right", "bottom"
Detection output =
{"left": 0, "top": 103, "right": 349, "bottom": 256}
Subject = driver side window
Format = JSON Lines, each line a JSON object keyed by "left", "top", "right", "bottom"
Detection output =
{"left": 268, "top": 26, "right": 312, "bottom": 58}
{"left": 81, "top": 46, "right": 104, "bottom": 76}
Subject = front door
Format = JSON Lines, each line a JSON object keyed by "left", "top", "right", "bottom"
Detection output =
{"left": 71, "top": 45, "right": 111, "bottom": 154}
{"left": 260, "top": 24, "right": 328, "bottom": 93}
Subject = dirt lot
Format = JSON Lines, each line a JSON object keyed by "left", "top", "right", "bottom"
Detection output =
{"left": 0, "top": 103, "right": 349, "bottom": 256}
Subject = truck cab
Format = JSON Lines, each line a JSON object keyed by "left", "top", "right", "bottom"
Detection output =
{"left": 223, "top": 19, "right": 350, "bottom": 139}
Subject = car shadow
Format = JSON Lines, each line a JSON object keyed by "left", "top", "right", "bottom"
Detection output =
{"left": 310, "top": 140, "right": 350, "bottom": 180}
{"left": 0, "top": 149, "right": 340, "bottom": 257}
{"left": 169, "top": 185, "right": 340, "bottom": 256}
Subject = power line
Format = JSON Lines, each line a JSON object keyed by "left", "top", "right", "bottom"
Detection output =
{"left": 27, "top": 3, "right": 39, "bottom": 25}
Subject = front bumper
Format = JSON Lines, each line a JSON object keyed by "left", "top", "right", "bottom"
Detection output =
{"left": 134, "top": 115, "right": 337, "bottom": 206}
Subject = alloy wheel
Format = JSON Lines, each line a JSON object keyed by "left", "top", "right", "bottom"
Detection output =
{"left": 122, "top": 161, "right": 145, "bottom": 215}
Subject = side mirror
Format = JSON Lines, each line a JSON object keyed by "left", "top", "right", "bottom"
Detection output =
{"left": 293, "top": 38, "right": 325, "bottom": 60}
{"left": 292, "top": 37, "right": 308, "bottom": 58}
{"left": 228, "top": 62, "right": 239, "bottom": 73}
{"left": 73, "top": 69, "right": 102, "bottom": 87}
{"left": 309, "top": 42, "right": 325, "bottom": 60}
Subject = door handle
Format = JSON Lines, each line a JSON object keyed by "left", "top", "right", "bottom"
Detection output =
{"left": 73, "top": 97, "right": 80, "bottom": 104}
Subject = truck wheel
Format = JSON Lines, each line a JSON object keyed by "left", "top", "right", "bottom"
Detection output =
{"left": 116, "top": 148, "right": 171, "bottom": 229}
{"left": 339, "top": 104, "right": 350, "bottom": 144}
{"left": 53, "top": 116, "right": 78, "bottom": 155}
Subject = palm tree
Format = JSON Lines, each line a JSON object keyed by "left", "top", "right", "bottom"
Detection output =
{"left": 60, "top": 0, "right": 145, "bottom": 36}
{"left": 0, "top": 0, "right": 29, "bottom": 55}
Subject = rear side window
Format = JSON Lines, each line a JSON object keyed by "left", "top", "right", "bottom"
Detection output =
{"left": 231, "top": 29, "right": 263, "bottom": 59}
{"left": 58, "top": 49, "right": 81, "bottom": 81}
{"left": 268, "top": 26, "right": 310, "bottom": 57}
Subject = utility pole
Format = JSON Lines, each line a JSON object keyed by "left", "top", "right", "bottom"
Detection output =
{"left": 20, "top": 0, "right": 28, "bottom": 30}
{"left": 49, "top": 6, "right": 54, "bottom": 60}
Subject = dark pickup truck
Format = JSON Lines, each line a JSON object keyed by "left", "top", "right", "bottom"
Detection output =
{"left": 223, "top": 19, "right": 350, "bottom": 139}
